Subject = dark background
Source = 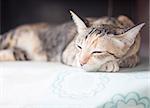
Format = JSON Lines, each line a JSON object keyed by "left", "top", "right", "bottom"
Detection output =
{"left": 0, "top": 0, "right": 149, "bottom": 56}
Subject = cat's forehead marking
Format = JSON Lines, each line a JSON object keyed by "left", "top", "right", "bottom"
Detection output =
{"left": 85, "top": 24, "right": 126, "bottom": 39}
{"left": 85, "top": 27, "right": 104, "bottom": 39}
{"left": 85, "top": 28, "right": 97, "bottom": 39}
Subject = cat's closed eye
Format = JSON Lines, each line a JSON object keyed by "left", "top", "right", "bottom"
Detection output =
{"left": 92, "top": 51, "right": 102, "bottom": 54}
{"left": 76, "top": 45, "right": 82, "bottom": 49}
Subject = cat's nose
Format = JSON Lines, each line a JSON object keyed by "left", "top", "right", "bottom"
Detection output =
{"left": 79, "top": 60, "right": 86, "bottom": 66}
{"left": 79, "top": 53, "right": 90, "bottom": 66}
{"left": 80, "top": 63, "right": 84, "bottom": 66}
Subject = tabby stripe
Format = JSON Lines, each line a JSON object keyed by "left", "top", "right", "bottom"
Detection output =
{"left": 106, "top": 51, "right": 119, "bottom": 59}
{"left": 85, "top": 28, "right": 97, "bottom": 39}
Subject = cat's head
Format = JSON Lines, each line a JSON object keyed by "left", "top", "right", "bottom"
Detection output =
{"left": 70, "top": 11, "right": 145, "bottom": 71}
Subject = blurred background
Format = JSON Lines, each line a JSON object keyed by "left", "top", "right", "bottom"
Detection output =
{"left": 0, "top": 0, "right": 149, "bottom": 57}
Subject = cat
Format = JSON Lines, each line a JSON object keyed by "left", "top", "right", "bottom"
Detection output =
{"left": 0, "top": 11, "right": 145, "bottom": 72}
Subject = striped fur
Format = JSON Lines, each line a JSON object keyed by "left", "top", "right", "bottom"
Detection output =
{"left": 0, "top": 12, "right": 144, "bottom": 72}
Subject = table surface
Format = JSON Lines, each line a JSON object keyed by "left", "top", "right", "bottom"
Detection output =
{"left": 0, "top": 56, "right": 149, "bottom": 108}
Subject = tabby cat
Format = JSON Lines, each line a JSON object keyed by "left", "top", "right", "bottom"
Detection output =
{"left": 0, "top": 11, "right": 145, "bottom": 72}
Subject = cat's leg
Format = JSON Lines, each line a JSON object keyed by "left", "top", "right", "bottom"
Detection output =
{"left": 119, "top": 54, "right": 139, "bottom": 68}
{"left": 99, "top": 60, "right": 119, "bottom": 72}
{"left": 14, "top": 26, "right": 48, "bottom": 61}
{"left": 0, "top": 48, "right": 30, "bottom": 61}
{"left": 0, "top": 49, "right": 15, "bottom": 61}
{"left": 0, "top": 26, "right": 47, "bottom": 61}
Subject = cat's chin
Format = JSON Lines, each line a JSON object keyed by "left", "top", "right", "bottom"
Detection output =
{"left": 81, "top": 64, "right": 100, "bottom": 72}
{"left": 75, "top": 61, "right": 101, "bottom": 72}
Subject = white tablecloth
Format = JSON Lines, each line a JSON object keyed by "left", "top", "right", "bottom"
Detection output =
{"left": 0, "top": 57, "right": 149, "bottom": 108}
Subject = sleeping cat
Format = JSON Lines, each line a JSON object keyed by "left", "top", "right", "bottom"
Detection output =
{"left": 0, "top": 11, "right": 145, "bottom": 72}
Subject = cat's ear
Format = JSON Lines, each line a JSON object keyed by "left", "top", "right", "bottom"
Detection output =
{"left": 70, "top": 10, "right": 87, "bottom": 34}
{"left": 109, "top": 23, "right": 145, "bottom": 57}
{"left": 113, "top": 23, "right": 145, "bottom": 47}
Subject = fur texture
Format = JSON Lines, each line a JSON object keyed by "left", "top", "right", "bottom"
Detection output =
{"left": 0, "top": 11, "right": 144, "bottom": 72}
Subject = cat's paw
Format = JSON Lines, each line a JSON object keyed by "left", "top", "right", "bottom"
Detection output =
{"left": 0, "top": 49, "right": 15, "bottom": 61}
{"left": 99, "top": 61, "right": 119, "bottom": 72}
{"left": 119, "top": 54, "right": 139, "bottom": 68}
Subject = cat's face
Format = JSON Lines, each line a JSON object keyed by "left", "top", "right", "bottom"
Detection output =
{"left": 70, "top": 11, "right": 144, "bottom": 71}
{"left": 75, "top": 26, "right": 121, "bottom": 71}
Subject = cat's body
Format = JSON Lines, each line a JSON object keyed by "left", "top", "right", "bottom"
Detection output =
{"left": 0, "top": 11, "right": 144, "bottom": 72}
{"left": 0, "top": 22, "right": 76, "bottom": 62}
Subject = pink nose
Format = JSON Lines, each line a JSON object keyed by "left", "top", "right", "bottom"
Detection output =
{"left": 79, "top": 60, "right": 87, "bottom": 66}
{"left": 79, "top": 54, "right": 90, "bottom": 66}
